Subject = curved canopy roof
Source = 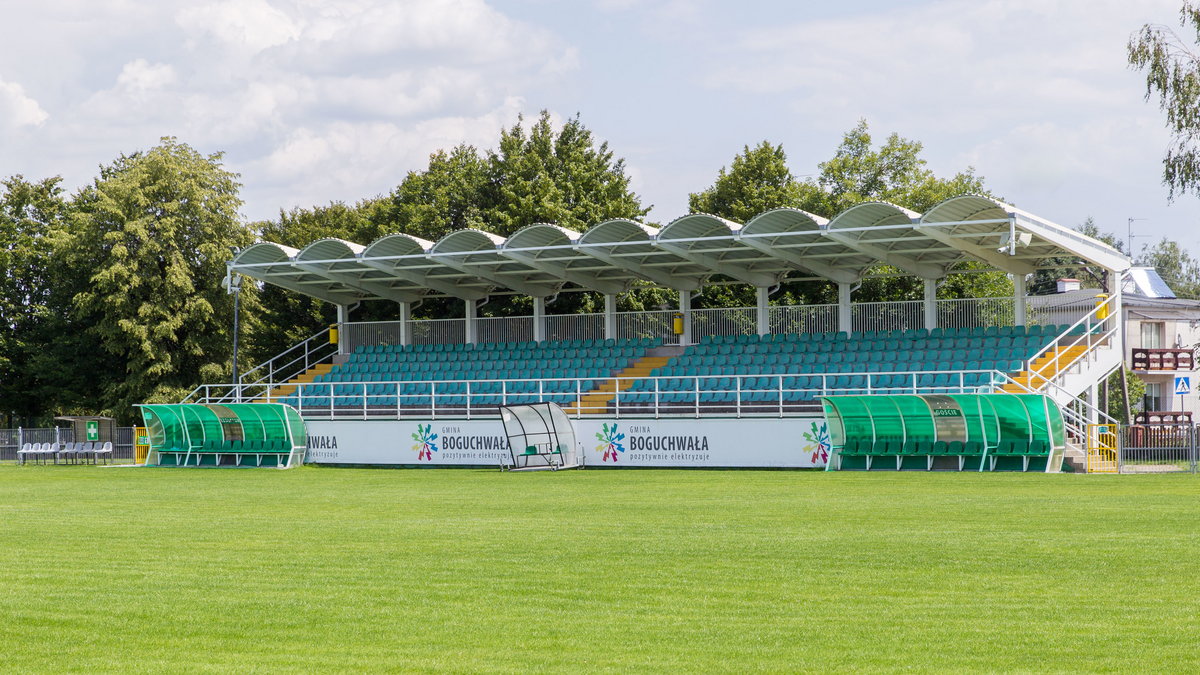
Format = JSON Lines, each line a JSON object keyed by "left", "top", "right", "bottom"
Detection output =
{"left": 229, "top": 195, "right": 1130, "bottom": 304}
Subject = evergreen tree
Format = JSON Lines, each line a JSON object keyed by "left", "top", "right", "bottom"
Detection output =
{"left": 0, "top": 176, "right": 67, "bottom": 425}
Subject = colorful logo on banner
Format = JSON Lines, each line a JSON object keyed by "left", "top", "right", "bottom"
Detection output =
{"left": 595, "top": 423, "right": 625, "bottom": 462}
{"left": 802, "top": 421, "right": 831, "bottom": 464}
{"left": 411, "top": 424, "right": 439, "bottom": 460}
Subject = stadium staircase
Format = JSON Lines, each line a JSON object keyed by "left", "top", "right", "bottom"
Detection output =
{"left": 257, "top": 362, "right": 336, "bottom": 403}
{"left": 564, "top": 353, "right": 674, "bottom": 415}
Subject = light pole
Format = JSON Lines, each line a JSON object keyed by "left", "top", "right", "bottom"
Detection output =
{"left": 229, "top": 274, "right": 243, "bottom": 402}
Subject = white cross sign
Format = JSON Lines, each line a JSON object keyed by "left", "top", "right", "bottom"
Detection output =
{"left": 1174, "top": 376, "right": 1192, "bottom": 395}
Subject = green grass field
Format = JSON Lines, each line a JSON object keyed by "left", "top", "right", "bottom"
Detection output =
{"left": 2, "top": 466, "right": 1198, "bottom": 672}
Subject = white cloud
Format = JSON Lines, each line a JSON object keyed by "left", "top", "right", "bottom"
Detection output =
{"left": 116, "top": 59, "right": 177, "bottom": 93}
{"left": 176, "top": 0, "right": 300, "bottom": 52}
{"left": 0, "top": 78, "right": 48, "bottom": 128}
{"left": 0, "top": 0, "right": 574, "bottom": 220}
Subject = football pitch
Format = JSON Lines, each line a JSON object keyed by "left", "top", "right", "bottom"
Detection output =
{"left": 1, "top": 466, "right": 1198, "bottom": 672}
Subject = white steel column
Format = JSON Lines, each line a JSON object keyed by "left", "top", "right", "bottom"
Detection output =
{"left": 398, "top": 301, "right": 411, "bottom": 347}
{"left": 923, "top": 278, "right": 938, "bottom": 330}
{"left": 679, "top": 289, "right": 693, "bottom": 345}
{"left": 464, "top": 299, "right": 477, "bottom": 345}
{"left": 1013, "top": 273, "right": 1027, "bottom": 327}
{"left": 532, "top": 296, "right": 546, "bottom": 343}
{"left": 1108, "top": 268, "right": 1124, "bottom": 357}
{"left": 756, "top": 286, "right": 770, "bottom": 336}
{"left": 837, "top": 283, "right": 852, "bottom": 334}
{"left": 604, "top": 293, "right": 617, "bottom": 341}
{"left": 336, "top": 304, "right": 349, "bottom": 354}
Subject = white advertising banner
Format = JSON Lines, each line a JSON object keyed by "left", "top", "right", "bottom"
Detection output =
{"left": 305, "top": 416, "right": 832, "bottom": 468}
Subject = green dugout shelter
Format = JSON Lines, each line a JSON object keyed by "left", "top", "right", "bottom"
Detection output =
{"left": 820, "top": 393, "right": 1065, "bottom": 472}
{"left": 138, "top": 403, "right": 307, "bottom": 468}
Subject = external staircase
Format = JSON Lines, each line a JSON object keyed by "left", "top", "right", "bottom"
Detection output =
{"left": 255, "top": 363, "right": 335, "bottom": 403}
{"left": 564, "top": 354, "right": 673, "bottom": 415}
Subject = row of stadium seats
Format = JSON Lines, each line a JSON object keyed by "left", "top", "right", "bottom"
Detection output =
{"left": 277, "top": 324, "right": 1070, "bottom": 412}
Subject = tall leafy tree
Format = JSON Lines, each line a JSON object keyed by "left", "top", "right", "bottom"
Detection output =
{"left": 0, "top": 176, "right": 66, "bottom": 425}
{"left": 688, "top": 141, "right": 817, "bottom": 222}
{"left": 483, "top": 111, "right": 648, "bottom": 236}
{"left": 57, "top": 138, "right": 255, "bottom": 420}
{"left": 687, "top": 122, "right": 1001, "bottom": 308}
{"left": 249, "top": 200, "right": 392, "bottom": 363}
{"left": 804, "top": 119, "right": 988, "bottom": 216}
{"left": 1129, "top": 3, "right": 1200, "bottom": 199}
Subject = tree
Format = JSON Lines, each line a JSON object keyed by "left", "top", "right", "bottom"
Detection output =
{"left": 686, "top": 121, "right": 1002, "bottom": 308}
{"left": 56, "top": 138, "right": 255, "bottom": 420}
{"left": 1129, "top": 3, "right": 1200, "bottom": 199}
{"left": 804, "top": 119, "right": 988, "bottom": 216}
{"left": 0, "top": 175, "right": 67, "bottom": 425}
{"left": 483, "top": 112, "right": 648, "bottom": 236}
{"left": 248, "top": 200, "right": 393, "bottom": 364}
{"left": 688, "top": 141, "right": 818, "bottom": 222}
{"left": 384, "top": 145, "right": 489, "bottom": 242}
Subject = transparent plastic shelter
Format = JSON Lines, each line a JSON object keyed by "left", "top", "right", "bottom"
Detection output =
{"left": 499, "top": 402, "right": 580, "bottom": 471}
{"left": 138, "top": 403, "right": 307, "bottom": 468}
{"left": 820, "top": 394, "right": 1065, "bottom": 472}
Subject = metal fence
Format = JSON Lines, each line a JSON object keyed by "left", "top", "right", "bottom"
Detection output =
{"left": 0, "top": 427, "right": 136, "bottom": 463}
{"left": 340, "top": 296, "right": 1070, "bottom": 352}
{"left": 1119, "top": 424, "right": 1197, "bottom": 473}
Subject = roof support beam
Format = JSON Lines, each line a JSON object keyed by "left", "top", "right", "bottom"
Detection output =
{"left": 655, "top": 241, "right": 779, "bottom": 287}
{"left": 821, "top": 231, "right": 944, "bottom": 280}
{"left": 576, "top": 246, "right": 703, "bottom": 291}
{"left": 234, "top": 267, "right": 362, "bottom": 305}
{"left": 499, "top": 249, "right": 629, "bottom": 295}
{"left": 913, "top": 225, "right": 1036, "bottom": 275}
{"left": 736, "top": 235, "right": 858, "bottom": 284}
{"left": 358, "top": 259, "right": 490, "bottom": 301}
{"left": 295, "top": 263, "right": 426, "bottom": 303}
{"left": 430, "top": 254, "right": 560, "bottom": 297}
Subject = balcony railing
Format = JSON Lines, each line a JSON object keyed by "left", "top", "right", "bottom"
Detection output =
{"left": 1131, "top": 348, "right": 1196, "bottom": 371}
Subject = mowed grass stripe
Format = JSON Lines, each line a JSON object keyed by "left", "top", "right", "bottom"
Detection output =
{"left": 0, "top": 466, "right": 1197, "bottom": 672}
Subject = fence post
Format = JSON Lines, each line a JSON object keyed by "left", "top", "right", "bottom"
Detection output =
{"left": 1117, "top": 426, "right": 1124, "bottom": 474}
{"left": 1185, "top": 420, "right": 1195, "bottom": 473}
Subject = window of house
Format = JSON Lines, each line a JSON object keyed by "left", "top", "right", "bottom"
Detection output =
{"left": 1145, "top": 382, "right": 1163, "bottom": 411}
{"left": 1141, "top": 322, "right": 1164, "bottom": 349}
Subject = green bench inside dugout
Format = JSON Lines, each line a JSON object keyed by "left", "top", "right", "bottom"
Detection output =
{"left": 821, "top": 393, "right": 1065, "bottom": 472}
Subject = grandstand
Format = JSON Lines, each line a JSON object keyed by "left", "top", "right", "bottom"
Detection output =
{"left": 187, "top": 195, "right": 1130, "bottom": 469}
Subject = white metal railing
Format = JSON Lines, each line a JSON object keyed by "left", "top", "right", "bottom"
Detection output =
{"left": 189, "top": 369, "right": 1004, "bottom": 420}
{"left": 546, "top": 312, "right": 604, "bottom": 342}
{"left": 1020, "top": 294, "right": 1119, "bottom": 393}
{"left": 616, "top": 309, "right": 678, "bottom": 344}
{"left": 690, "top": 307, "right": 757, "bottom": 337}
{"left": 327, "top": 296, "right": 1074, "bottom": 353}
{"left": 476, "top": 315, "right": 533, "bottom": 345}
{"left": 770, "top": 304, "right": 838, "bottom": 334}
{"left": 410, "top": 317, "right": 465, "bottom": 346}
{"left": 184, "top": 326, "right": 337, "bottom": 403}
{"left": 938, "top": 297, "right": 1015, "bottom": 329}
{"left": 853, "top": 299, "right": 924, "bottom": 332}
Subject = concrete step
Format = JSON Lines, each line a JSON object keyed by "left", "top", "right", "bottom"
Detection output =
{"left": 256, "top": 363, "right": 334, "bottom": 402}
{"left": 564, "top": 355, "right": 672, "bottom": 414}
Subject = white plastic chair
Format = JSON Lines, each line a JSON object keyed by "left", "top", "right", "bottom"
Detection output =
{"left": 94, "top": 442, "right": 113, "bottom": 465}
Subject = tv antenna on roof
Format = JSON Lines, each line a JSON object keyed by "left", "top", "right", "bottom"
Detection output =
{"left": 1126, "top": 217, "right": 1152, "bottom": 257}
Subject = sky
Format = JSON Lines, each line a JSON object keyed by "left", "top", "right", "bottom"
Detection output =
{"left": 0, "top": 0, "right": 1197, "bottom": 257}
